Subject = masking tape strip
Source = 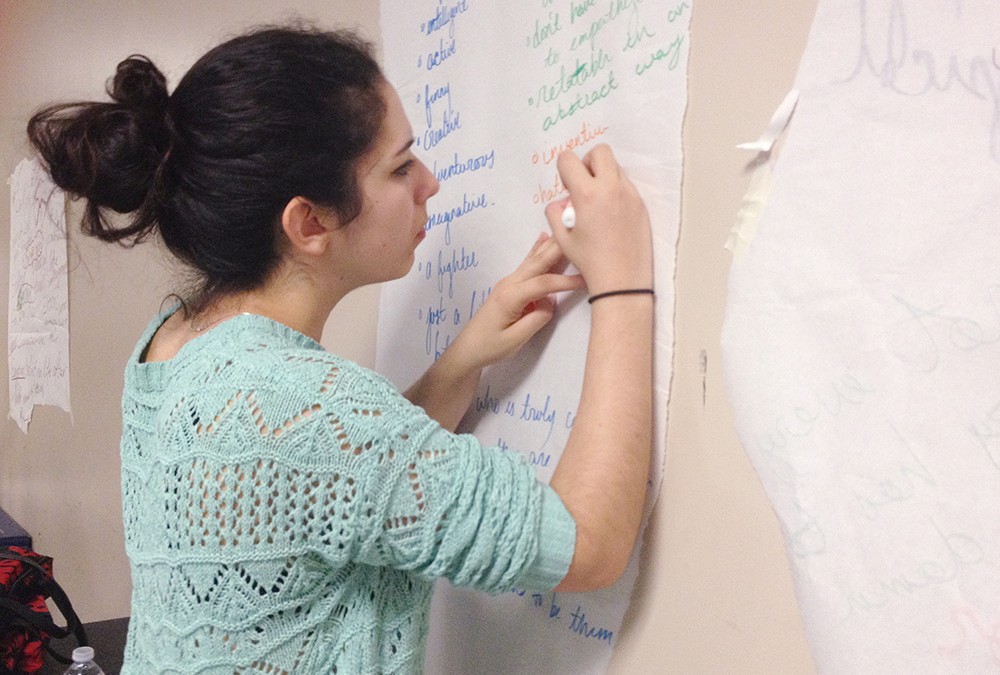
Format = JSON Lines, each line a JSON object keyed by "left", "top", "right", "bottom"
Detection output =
{"left": 726, "top": 89, "right": 799, "bottom": 259}
{"left": 736, "top": 89, "right": 800, "bottom": 154}
{"left": 725, "top": 161, "right": 773, "bottom": 260}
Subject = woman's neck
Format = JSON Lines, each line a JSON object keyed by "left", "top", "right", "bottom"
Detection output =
{"left": 194, "top": 270, "right": 343, "bottom": 343}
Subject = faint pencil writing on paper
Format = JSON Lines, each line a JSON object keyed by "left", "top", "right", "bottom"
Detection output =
{"left": 7, "top": 158, "right": 71, "bottom": 433}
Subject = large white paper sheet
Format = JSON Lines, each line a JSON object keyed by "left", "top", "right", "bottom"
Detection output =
{"left": 376, "top": 1, "right": 689, "bottom": 671}
{"left": 722, "top": 2, "right": 1000, "bottom": 672}
{"left": 8, "top": 158, "right": 70, "bottom": 434}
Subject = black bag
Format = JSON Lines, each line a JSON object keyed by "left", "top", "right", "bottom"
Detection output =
{"left": 0, "top": 546, "right": 87, "bottom": 673}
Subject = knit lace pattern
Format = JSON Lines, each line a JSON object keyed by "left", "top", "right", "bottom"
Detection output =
{"left": 119, "top": 311, "right": 575, "bottom": 674}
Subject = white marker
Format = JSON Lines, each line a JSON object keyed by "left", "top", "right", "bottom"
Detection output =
{"left": 561, "top": 203, "right": 576, "bottom": 229}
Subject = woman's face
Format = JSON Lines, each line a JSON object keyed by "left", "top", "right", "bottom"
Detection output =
{"left": 333, "top": 81, "right": 440, "bottom": 287}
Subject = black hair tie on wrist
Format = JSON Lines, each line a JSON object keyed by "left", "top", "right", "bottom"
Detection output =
{"left": 587, "top": 288, "right": 655, "bottom": 304}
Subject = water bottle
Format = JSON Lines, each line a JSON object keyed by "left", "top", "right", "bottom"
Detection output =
{"left": 62, "top": 646, "right": 106, "bottom": 675}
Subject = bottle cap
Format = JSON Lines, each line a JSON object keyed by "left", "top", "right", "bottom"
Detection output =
{"left": 72, "top": 646, "right": 95, "bottom": 662}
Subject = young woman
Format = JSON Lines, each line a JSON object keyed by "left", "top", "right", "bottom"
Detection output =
{"left": 28, "top": 24, "right": 653, "bottom": 674}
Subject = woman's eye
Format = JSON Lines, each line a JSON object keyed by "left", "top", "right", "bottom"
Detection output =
{"left": 393, "top": 159, "right": 415, "bottom": 177}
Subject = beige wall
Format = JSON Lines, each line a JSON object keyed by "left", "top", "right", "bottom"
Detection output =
{"left": 0, "top": 2, "right": 816, "bottom": 672}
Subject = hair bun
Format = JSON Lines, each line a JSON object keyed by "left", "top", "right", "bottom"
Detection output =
{"left": 26, "top": 53, "right": 173, "bottom": 244}
{"left": 109, "top": 55, "right": 168, "bottom": 118}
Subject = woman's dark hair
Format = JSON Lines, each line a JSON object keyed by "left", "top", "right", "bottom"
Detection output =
{"left": 27, "top": 24, "right": 386, "bottom": 310}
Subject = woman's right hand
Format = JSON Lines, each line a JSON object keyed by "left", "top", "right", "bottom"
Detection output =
{"left": 543, "top": 144, "right": 656, "bottom": 592}
{"left": 544, "top": 144, "right": 653, "bottom": 296}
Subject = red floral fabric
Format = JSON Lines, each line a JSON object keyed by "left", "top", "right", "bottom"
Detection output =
{"left": 0, "top": 547, "right": 54, "bottom": 674}
{"left": 0, "top": 629, "right": 44, "bottom": 673}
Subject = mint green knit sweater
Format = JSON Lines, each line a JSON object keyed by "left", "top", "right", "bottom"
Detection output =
{"left": 119, "top": 310, "right": 576, "bottom": 674}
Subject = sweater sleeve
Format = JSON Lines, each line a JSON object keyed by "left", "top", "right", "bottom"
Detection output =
{"left": 517, "top": 485, "right": 576, "bottom": 590}
{"left": 315, "top": 365, "right": 576, "bottom": 594}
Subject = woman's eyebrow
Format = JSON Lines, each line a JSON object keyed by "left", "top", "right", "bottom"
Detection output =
{"left": 395, "top": 138, "right": 416, "bottom": 156}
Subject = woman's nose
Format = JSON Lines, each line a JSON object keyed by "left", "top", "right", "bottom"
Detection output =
{"left": 418, "top": 160, "right": 440, "bottom": 202}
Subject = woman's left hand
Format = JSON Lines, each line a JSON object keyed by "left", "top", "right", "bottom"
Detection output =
{"left": 448, "top": 232, "right": 584, "bottom": 372}
{"left": 404, "top": 232, "right": 583, "bottom": 431}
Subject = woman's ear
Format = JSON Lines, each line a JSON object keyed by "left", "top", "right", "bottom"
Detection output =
{"left": 281, "top": 196, "right": 335, "bottom": 257}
